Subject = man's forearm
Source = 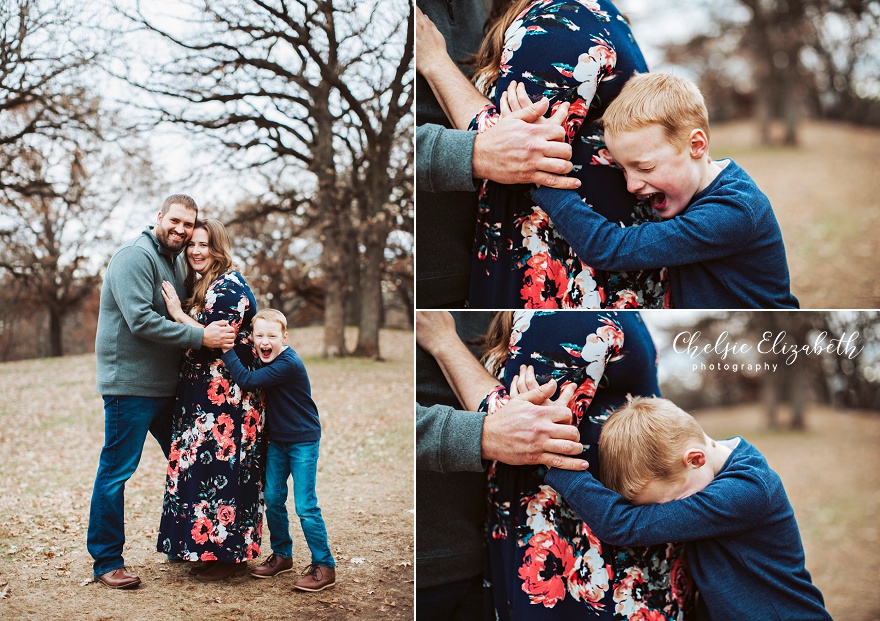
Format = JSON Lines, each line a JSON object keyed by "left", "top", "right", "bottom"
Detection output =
{"left": 429, "top": 336, "right": 501, "bottom": 413}
{"left": 421, "top": 56, "right": 491, "bottom": 131}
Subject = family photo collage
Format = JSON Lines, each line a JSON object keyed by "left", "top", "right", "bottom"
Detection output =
{"left": 1, "top": 0, "right": 879, "bottom": 619}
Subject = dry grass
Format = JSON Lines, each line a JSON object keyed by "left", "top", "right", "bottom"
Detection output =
{"left": 710, "top": 120, "right": 880, "bottom": 309}
{"left": 0, "top": 327, "right": 414, "bottom": 621}
{"left": 693, "top": 403, "right": 880, "bottom": 621}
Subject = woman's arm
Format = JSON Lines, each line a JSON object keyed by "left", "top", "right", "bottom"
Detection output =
{"left": 416, "top": 6, "right": 492, "bottom": 130}
{"left": 161, "top": 280, "right": 203, "bottom": 328}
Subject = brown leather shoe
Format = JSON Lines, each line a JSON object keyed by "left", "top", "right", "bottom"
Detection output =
{"left": 195, "top": 561, "right": 246, "bottom": 582}
{"left": 292, "top": 564, "right": 336, "bottom": 592}
{"left": 250, "top": 554, "right": 293, "bottom": 579}
{"left": 96, "top": 568, "right": 141, "bottom": 589}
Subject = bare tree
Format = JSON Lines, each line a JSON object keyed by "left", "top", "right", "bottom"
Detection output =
{"left": 659, "top": 0, "right": 880, "bottom": 139}
{"left": 121, "top": 0, "right": 414, "bottom": 358}
{"left": 0, "top": 0, "right": 126, "bottom": 357}
{"left": 227, "top": 199, "right": 327, "bottom": 323}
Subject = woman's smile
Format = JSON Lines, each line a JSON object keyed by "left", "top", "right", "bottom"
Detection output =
{"left": 186, "top": 228, "right": 215, "bottom": 275}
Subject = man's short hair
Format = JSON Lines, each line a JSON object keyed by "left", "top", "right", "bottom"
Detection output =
{"left": 160, "top": 194, "right": 199, "bottom": 217}
{"left": 253, "top": 308, "right": 288, "bottom": 332}
{"left": 599, "top": 397, "right": 706, "bottom": 501}
{"left": 601, "top": 73, "right": 710, "bottom": 151}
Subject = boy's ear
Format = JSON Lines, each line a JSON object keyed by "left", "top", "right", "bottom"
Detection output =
{"left": 688, "top": 128, "right": 709, "bottom": 159}
{"left": 282, "top": 331, "right": 289, "bottom": 343}
{"left": 683, "top": 447, "right": 707, "bottom": 468}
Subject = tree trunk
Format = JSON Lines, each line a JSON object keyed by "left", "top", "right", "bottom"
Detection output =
{"left": 353, "top": 223, "right": 389, "bottom": 359}
{"left": 763, "top": 377, "right": 779, "bottom": 429}
{"left": 344, "top": 232, "right": 361, "bottom": 326}
{"left": 48, "top": 305, "right": 63, "bottom": 357}
{"left": 321, "top": 221, "right": 348, "bottom": 358}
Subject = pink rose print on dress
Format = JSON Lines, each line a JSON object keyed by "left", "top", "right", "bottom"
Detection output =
{"left": 217, "top": 504, "right": 236, "bottom": 526}
{"left": 518, "top": 529, "right": 576, "bottom": 607}
{"left": 191, "top": 516, "right": 214, "bottom": 545}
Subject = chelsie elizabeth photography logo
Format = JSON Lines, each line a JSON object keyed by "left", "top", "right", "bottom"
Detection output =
{"left": 673, "top": 330, "right": 864, "bottom": 374}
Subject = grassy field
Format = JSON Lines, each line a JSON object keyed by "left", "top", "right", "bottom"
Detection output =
{"left": 0, "top": 327, "right": 414, "bottom": 621}
{"left": 710, "top": 120, "right": 880, "bottom": 308}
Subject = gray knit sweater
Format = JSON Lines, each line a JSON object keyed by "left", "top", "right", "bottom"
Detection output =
{"left": 95, "top": 228, "right": 203, "bottom": 396}
{"left": 416, "top": 311, "right": 494, "bottom": 589}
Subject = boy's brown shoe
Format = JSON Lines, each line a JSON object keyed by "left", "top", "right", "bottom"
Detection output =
{"left": 292, "top": 564, "right": 336, "bottom": 592}
{"left": 96, "top": 567, "right": 141, "bottom": 589}
{"left": 250, "top": 554, "right": 294, "bottom": 579}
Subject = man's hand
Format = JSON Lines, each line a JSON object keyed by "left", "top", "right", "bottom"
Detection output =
{"left": 415, "top": 311, "right": 458, "bottom": 356}
{"left": 473, "top": 97, "right": 580, "bottom": 189}
{"left": 415, "top": 7, "right": 448, "bottom": 78}
{"left": 482, "top": 379, "right": 588, "bottom": 470}
{"left": 203, "top": 320, "right": 236, "bottom": 350}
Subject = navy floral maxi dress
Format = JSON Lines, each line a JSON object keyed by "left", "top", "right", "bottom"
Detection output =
{"left": 467, "top": 0, "right": 668, "bottom": 309}
{"left": 158, "top": 271, "right": 266, "bottom": 564}
{"left": 480, "top": 311, "right": 694, "bottom": 620}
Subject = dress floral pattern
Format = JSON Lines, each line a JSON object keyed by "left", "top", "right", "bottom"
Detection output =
{"left": 481, "top": 311, "right": 694, "bottom": 620}
{"left": 467, "top": 0, "right": 668, "bottom": 309}
{"left": 158, "top": 271, "right": 265, "bottom": 563}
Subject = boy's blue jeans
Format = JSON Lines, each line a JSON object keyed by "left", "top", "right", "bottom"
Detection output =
{"left": 264, "top": 439, "right": 335, "bottom": 567}
{"left": 87, "top": 395, "right": 173, "bottom": 578}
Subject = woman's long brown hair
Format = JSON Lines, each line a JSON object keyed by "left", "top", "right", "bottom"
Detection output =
{"left": 479, "top": 311, "right": 515, "bottom": 377}
{"left": 184, "top": 219, "right": 238, "bottom": 314}
{"left": 471, "top": 0, "right": 538, "bottom": 94}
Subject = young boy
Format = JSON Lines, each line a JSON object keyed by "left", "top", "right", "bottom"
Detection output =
{"left": 544, "top": 397, "right": 830, "bottom": 621}
{"left": 220, "top": 308, "right": 336, "bottom": 591}
{"left": 529, "top": 73, "right": 799, "bottom": 309}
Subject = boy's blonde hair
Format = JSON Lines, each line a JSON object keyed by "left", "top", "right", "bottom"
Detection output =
{"left": 253, "top": 308, "right": 288, "bottom": 332}
{"left": 600, "top": 397, "right": 706, "bottom": 501}
{"left": 602, "top": 73, "right": 709, "bottom": 152}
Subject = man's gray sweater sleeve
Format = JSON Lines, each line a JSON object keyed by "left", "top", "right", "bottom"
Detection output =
{"left": 416, "top": 403, "right": 485, "bottom": 472}
{"left": 416, "top": 123, "right": 478, "bottom": 193}
{"left": 110, "top": 247, "right": 203, "bottom": 350}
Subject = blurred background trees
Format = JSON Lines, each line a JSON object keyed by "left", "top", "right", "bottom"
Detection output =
{"left": 0, "top": 0, "right": 157, "bottom": 358}
{"left": 643, "top": 311, "right": 880, "bottom": 425}
{"left": 621, "top": 0, "right": 880, "bottom": 145}
{"left": 0, "top": 0, "right": 413, "bottom": 361}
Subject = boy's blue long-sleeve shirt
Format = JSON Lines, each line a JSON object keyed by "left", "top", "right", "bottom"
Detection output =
{"left": 221, "top": 346, "right": 321, "bottom": 443}
{"left": 532, "top": 160, "right": 799, "bottom": 309}
{"left": 546, "top": 438, "right": 830, "bottom": 621}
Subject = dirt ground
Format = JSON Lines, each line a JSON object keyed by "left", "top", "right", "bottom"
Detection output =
{"left": 710, "top": 120, "right": 880, "bottom": 309}
{"left": 0, "top": 327, "right": 414, "bottom": 621}
{"left": 693, "top": 403, "right": 880, "bottom": 621}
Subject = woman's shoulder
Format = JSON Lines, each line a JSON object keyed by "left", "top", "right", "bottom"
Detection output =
{"left": 208, "top": 270, "right": 253, "bottom": 295}
{"left": 213, "top": 270, "right": 249, "bottom": 285}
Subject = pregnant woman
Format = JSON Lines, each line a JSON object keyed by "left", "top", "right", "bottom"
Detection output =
{"left": 157, "top": 219, "right": 266, "bottom": 581}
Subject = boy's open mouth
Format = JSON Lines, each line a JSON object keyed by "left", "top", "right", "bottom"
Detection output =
{"left": 649, "top": 192, "right": 667, "bottom": 210}
{"left": 259, "top": 345, "right": 273, "bottom": 357}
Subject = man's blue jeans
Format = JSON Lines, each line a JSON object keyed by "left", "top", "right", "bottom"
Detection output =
{"left": 264, "top": 440, "right": 335, "bottom": 567}
{"left": 87, "top": 395, "right": 173, "bottom": 578}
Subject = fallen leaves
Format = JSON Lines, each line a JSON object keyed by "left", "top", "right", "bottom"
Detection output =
{"left": 0, "top": 328, "right": 415, "bottom": 619}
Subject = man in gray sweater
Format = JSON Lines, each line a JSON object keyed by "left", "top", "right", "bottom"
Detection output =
{"left": 88, "top": 195, "right": 235, "bottom": 590}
